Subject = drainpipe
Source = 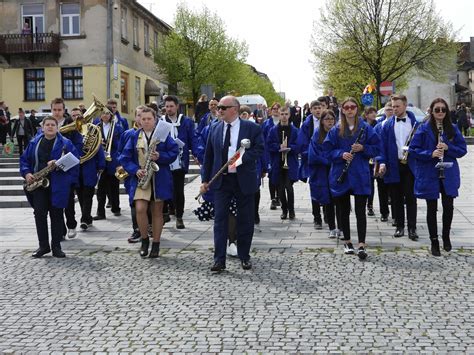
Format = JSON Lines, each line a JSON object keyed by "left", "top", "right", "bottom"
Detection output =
{"left": 106, "top": 0, "right": 113, "bottom": 98}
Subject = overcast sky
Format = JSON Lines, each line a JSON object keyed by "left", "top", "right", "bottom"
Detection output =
{"left": 138, "top": 0, "right": 473, "bottom": 104}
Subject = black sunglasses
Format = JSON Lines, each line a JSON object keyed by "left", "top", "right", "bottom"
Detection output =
{"left": 217, "top": 105, "right": 237, "bottom": 111}
{"left": 433, "top": 107, "right": 447, "bottom": 113}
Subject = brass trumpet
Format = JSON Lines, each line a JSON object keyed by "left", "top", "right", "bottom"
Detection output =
{"left": 281, "top": 131, "right": 289, "bottom": 169}
{"left": 104, "top": 119, "right": 116, "bottom": 162}
{"left": 115, "top": 165, "right": 129, "bottom": 181}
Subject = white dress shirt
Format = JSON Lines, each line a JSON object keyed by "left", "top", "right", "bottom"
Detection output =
{"left": 223, "top": 118, "right": 240, "bottom": 173}
{"left": 394, "top": 115, "right": 412, "bottom": 160}
{"left": 103, "top": 122, "right": 111, "bottom": 140}
{"left": 312, "top": 115, "right": 319, "bottom": 130}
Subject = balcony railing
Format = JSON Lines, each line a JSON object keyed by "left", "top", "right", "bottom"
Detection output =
{"left": 0, "top": 33, "right": 60, "bottom": 56}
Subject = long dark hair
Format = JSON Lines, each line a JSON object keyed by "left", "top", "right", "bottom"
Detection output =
{"left": 318, "top": 109, "right": 336, "bottom": 143}
{"left": 428, "top": 98, "right": 455, "bottom": 140}
{"left": 339, "top": 97, "right": 359, "bottom": 137}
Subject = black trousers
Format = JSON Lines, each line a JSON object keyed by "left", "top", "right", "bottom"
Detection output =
{"left": 278, "top": 169, "right": 294, "bottom": 213}
{"left": 77, "top": 182, "right": 95, "bottom": 225}
{"left": 426, "top": 182, "right": 454, "bottom": 239}
{"left": 368, "top": 177, "right": 375, "bottom": 208}
{"left": 324, "top": 199, "right": 340, "bottom": 231}
{"left": 390, "top": 163, "right": 417, "bottom": 230}
{"left": 32, "top": 187, "right": 64, "bottom": 250}
{"left": 269, "top": 181, "right": 279, "bottom": 200}
{"left": 335, "top": 193, "right": 368, "bottom": 243}
{"left": 63, "top": 188, "right": 77, "bottom": 235}
{"left": 254, "top": 189, "right": 260, "bottom": 218}
{"left": 17, "top": 135, "right": 30, "bottom": 155}
{"left": 376, "top": 177, "right": 390, "bottom": 217}
{"left": 96, "top": 172, "right": 120, "bottom": 216}
{"left": 171, "top": 169, "right": 186, "bottom": 218}
{"left": 312, "top": 200, "right": 322, "bottom": 221}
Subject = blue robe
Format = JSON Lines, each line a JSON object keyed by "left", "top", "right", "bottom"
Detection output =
{"left": 323, "top": 120, "right": 380, "bottom": 197}
{"left": 409, "top": 122, "right": 467, "bottom": 200}
{"left": 308, "top": 128, "right": 331, "bottom": 205}
{"left": 297, "top": 114, "right": 318, "bottom": 182}
{"left": 20, "top": 133, "right": 80, "bottom": 208}
{"left": 267, "top": 124, "right": 300, "bottom": 185}
{"left": 119, "top": 129, "right": 179, "bottom": 206}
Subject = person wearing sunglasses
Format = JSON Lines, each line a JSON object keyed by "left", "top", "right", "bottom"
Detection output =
{"left": 378, "top": 94, "right": 420, "bottom": 241}
{"left": 262, "top": 102, "right": 282, "bottom": 210}
{"left": 308, "top": 109, "right": 341, "bottom": 239}
{"left": 200, "top": 96, "right": 264, "bottom": 272}
{"left": 409, "top": 98, "right": 467, "bottom": 256}
{"left": 323, "top": 98, "right": 380, "bottom": 260}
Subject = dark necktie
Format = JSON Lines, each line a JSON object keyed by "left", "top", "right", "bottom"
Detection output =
{"left": 222, "top": 123, "right": 231, "bottom": 165}
{"left": 396, "top": 117, "right": 406, "bottom": 122}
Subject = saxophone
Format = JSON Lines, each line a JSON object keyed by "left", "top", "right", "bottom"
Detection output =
{"left": 137, "top": 138, "right": 160, "bottom": 189}
{"left": 24, "top": 163, "right": 57, "bottom": 192}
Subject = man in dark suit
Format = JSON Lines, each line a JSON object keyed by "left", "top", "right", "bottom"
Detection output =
{"left": 200, "top": 96, "right": 264, "bottom": 272}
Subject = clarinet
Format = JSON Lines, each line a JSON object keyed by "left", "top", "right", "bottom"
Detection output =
{"left": 437, "top": 123, "right": 445, "bottom": 179}
{"left": 337, "top": 126, "right": 366, "bottom": 184}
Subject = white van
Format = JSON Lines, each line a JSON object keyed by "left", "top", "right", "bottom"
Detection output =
{"left": 236, "top": 95, "right": 267, "bottom": 112}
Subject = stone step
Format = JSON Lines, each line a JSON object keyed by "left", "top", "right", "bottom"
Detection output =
{"left": 0, "top": 157, "right": 20, "bottom": 163}
{"left": 0, "top": 169, "right": 20, "bottom": 177}
{"left": 0, "top": 177, "right": 23, "bottom": 185}
{"left": 0, "top": 174, "right": 199, "bottom": 207}
{"left": 0, "top": 162, "right": 19, "bottom": 169}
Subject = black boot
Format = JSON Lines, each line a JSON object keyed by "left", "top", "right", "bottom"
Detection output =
{"left": 441, "top": 233, "right": 452, "bottom": 252}
{"left": 430, "top": 236, "right": 441, "bottom": 257}
{"left": 149, "top": 241, "right": 160, "bottom": 258}
{"left": 140, "top": 238, "right": 150, "bottom": 257}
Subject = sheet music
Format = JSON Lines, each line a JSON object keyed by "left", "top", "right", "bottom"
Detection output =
{"left": 152, "top": 120, "right": 172, "bottom": 142}
{"left": 55, "top": 152, "right": 80, "bottom": 172}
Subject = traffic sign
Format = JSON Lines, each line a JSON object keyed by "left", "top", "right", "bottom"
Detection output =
{"left": 361, "top": 94, "right": 374, "bottom": 106}
{"left": 379, "top": 81, "right": 394, "bottom": 96}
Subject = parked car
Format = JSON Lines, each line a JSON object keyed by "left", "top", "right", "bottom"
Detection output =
{"left": 376, "top": 106, "right": 427, "bottom": 122}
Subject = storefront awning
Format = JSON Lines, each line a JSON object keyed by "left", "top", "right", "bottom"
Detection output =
{"left": 145, "top": 79, "right": 161, "bottom": 96}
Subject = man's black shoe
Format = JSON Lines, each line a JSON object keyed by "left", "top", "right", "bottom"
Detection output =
{"left": 32, "top": 248, "right": 51, "bottom": 258}
{"left": 241, "top": 260, "right": 252, "bottom": 270}
{"left": 380, "top": 214, "right": 388, "bottom": 222}
{"left": 280, "top": 211, "right": 288, "bottom": 220}
{"left": 113, "top": 211, "right": 121, "bottom": 217}
{"left": 52, "top": 249, "right": 66, "bottom": 258}
{"left": 408, "top": 228, "right": 419, "bottom": 241}
{"left": 270, "top": 199, "right": 277, "bottom": 210}
{"left": 314, "top": 219, "right": 323, "bottom": 230}
{"left": 93, "top": 215, "right": 106, "bottom": 221}
{"left": 367, "top": 207, "right": 375, "bottom": 216}
{"left": 254, "top": 214, "right": 260, "bottom": 225}
{"left": 210, "top": 263, "right": 226, "bottom": 272}
{"left": 394, "top": 228, "right": 404, "bottom": 238}
{"left": 176, "top": 218, "right": 185, "bottom": 229}
{"left": 289, "top": 211, "right": 295, "bottom": 220}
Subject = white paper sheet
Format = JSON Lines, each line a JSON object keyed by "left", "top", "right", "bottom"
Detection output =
{"left": 55, "top": 152, "right": 80, "bottom": 172}
{"left": 152, "top": 120, "right": 173, "bottom": 142}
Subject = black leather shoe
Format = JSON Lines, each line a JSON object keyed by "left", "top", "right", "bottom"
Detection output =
{"left": 314, "top": 219, "right": 323, "bottom": 230}
{"left": 442, "top": 234, "right": 452, "bottom": 252}
{"left": 367, "top": 207, "right": 375, "bottom": 216}
{"left": 149, "top": 241, "right": 160, "bottom": 258}
{"left": 113, "top": 211, "right": 121, "bottom": 217}
{"left": 140, "top": 238, "right": 150, "bottom": 257}
{"left": 93, "top": 215, "right": 106, "bottom": 221}
{"left": 430, "top": 237, "right": 441, "bottom": 256}
{"left": 52, "top": 249, "right": 66, "bottom": 258}
{"left": 32, "top": 248, "right": 51, "bottom": 258}
{"left": 241, "top": 260, "right": 252, "bottom": 270}
{"left": 380, "top": 214, "right": 388, "bottom": 222}
{"left": 394, "top": 228, "right": 404, "bottom": 238}
{"left": 280, "top": 211, "right": 288, "bottom": 220}
{"left": 408, "top": 228, "right": 418, "bottom": 241}
{"left": 289, "top": 211, "right": 295, "bottom": 220}
{"left": 176, "top": 218, "right": 185, "bottom": 229}
{"left": 210, "top": 263, "right": 226, "bottom": 272}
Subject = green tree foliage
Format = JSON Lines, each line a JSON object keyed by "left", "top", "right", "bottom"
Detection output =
{"left": 155, "top": 5, "right": 247, "bottom": 105}
{"left": 312, "top": 0, "right": 458, "bottom": 107}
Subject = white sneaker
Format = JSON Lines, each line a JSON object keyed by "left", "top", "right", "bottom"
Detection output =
{"left": 336, "top": 229, "right": 343, "bottom": 239}
{"left": 226, "top": 243, "right": 238, "bottom": 257}
{"left": 67, "top": 228, "right": 77, "bottom": 239}
{"left": 329, "top": 229, "right": 337, "bottom": 239}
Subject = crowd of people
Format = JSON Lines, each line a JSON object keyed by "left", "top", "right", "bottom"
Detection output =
{"left": 4, "top": 89, "right": 469, "bottom": 269}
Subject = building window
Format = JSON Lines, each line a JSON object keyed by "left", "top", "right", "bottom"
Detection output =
{"left": 121, "top": 7, "right": 127, "bottom": 40}
{"left": 61, "top": 3, "right": 80, "bottom": 36}
{"left": 22, "top": 4, "right": 44, "bottom": 34}
{"left": 144, "top": 23, "right": 150, "bottom": 54}
{"left": 135, "top": 77, "right": 141, "bottom": 105}
{"left": 121, "top": 71, "right": 129, "bottom": 114}
{"left": 62, "top": 67, "right": 83, "bottom": 100}
{"left": 133, "top": 16, "right": 139, "bottom": 49}
{"left": 153, "top": 31, "right": 158, "bottom": 51}
{"left": 24, "top": 69, "right": 45, "bottom": 101}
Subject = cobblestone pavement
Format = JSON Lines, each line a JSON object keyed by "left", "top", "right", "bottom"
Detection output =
{"left": 1, "top": 249, "right": 473, "bottom": 353}
{"left": 0, "top": 147, "right": 473, "bottom": 353}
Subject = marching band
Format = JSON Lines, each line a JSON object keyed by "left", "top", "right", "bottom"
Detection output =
{"left": 18, "top": 93, "right": 467, "bottom": 264}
